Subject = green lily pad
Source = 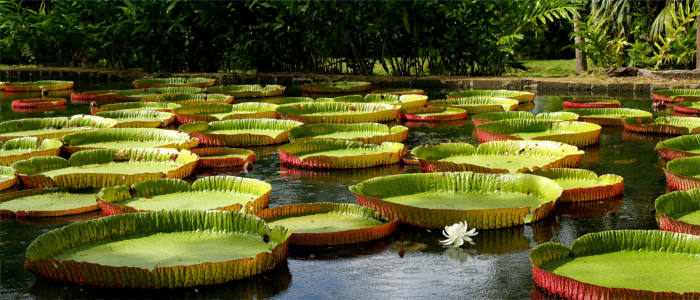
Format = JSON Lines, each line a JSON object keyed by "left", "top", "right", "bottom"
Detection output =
{"left": 411, "top": 140, "right": 583, "bottom": 173}
{"left": 0, "top": 137, "right": 62, "bottom": 166}
{"left": 289, "top": 123, "right": 408, "bottom": 144}
{"left": 0, "top": 166, "right": 18, "bottom": 191}
{"left": 429, "top": 97, "right": 519, "bottom": 113}
{"left": 672, "top": 102, "right": 700, "bottom": 115}
{"left": 132, "top": 77, "right": 216, "bottom": 88}
{"left": 476, "top": 119, "right": 601, "bottom": 147}
{"left": 623, "top": 116, "right": 700, "bottom": 135}
{"left": 280, "top": 139, "right": 404, "bottom": 169}
{"left": 302, "top": 81, "right": 371, "bottom": 93}
{"left": 562, "top": 99, "right": 621, "bottom": 109}
{"left": 173, "top": 103, "right": 278, "bottom": 123}
{"left": 190, "top": 147, "right": 254, "bottom": 168}
{"left": 142, "top": 93, "right": 233, "bottom": 106}
{"left": 334, "top": 94, "right": 428, "bottom": 110}
{"left": 95, "top": 110, "right": 175, "bottom": 128}
{"left": 4, "top": 80, "right": 74, "bottom": 92}
{"left": 371, "top": 89, "right": 424, "bottom": 95}
{"left": 258, "top": 97, "right": 332, "bottom": 105}
{"left": 25, "top": 210, "right": 291, "bottom": 288}
{"left": 349, "top": 172, "right": 562, "bottom": 229}
{"left": 400, "top": 107, "right": 468, "bottom": 122}
{"left": 655, "top": 134, "right": 700, "bottom": 160}
{"left": 0, "top": 115, "right": 118, "bottom": 142}
{"left": 665, "top": 156, "right": 700, "bottom": 191}
{"left": 564, "top": 108, "right": 652, "bottom": 126}
{"left": 656, "top": 189, "right": 700, "bottom": 235}
{"left": 115, "top": 87, "right": 204, "bottom": 101}
{"left": 256, "top": 202, "right": 397, "bottom": 246}
{"left": 205, "top": 84, "right": 285, "bottom": 97}
{"left": 12, "top": 148, "right": 198, "bottom": 189}
{"left": 531, "top": 168, "right": 624, "bottom": 202}
{"left": 62, "top": 128, "right": 199, "bottom": 154}
{"left": 179, "top": 118, "right": 302, "bottom": 146}
{"left": 530, "top": 230, "right": 700, "bottom": 297}
{"left": 276, "top": 102, "right": 400, "bottom": 124}
{"left": 98, "top": 176, "right": 270, "bottom": 215}
{"left": 90, "top": 102, "right": 181, "bottom": 114}
{"left": 653, "top": 89, "right": 700, "bottom": 103}
{"left": 448, "top": 89, "right": 535, "bottom": 103}
{"left": 0, "top": 188, "right": 99, "bottom": 217}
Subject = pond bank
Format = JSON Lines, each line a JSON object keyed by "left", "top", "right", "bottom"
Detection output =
{"left": 1, "top": 66, "right": 698, "bottom": 98}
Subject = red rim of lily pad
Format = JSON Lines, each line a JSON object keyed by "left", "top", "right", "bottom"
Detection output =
{"left": 179, "top": 119, "right": 302, "bottom": 147}
{"left": 475, "top": 120, "right": 602, "bottom": 147}
{"left": 563, "top": 108, "right": 652, "bottom": 126}
{"left": 4, "top": 81, "right": 74, "bottom": 92}
{"left": 652, "top": 89, "right": 700, "bottom": 104}
{"left": 255, "top": 202, "right": 398, "bottom": 246}
{"left": 371, "top": 89, "right": 424, "bottom": 95}
{"left": 672, "top": 102, "right": 700, "bottom": 115}
{"left": 664, "top": 156, "right": 700, "bottom": 191}
{"left": 530, "top": 230, "right": 700, "bottom": 299}
{"left": 190, "top": 147, "right": 255, "bottom": 168}
{"left": 71, "top": 90, "right": 122, "bottom": 103}
{"left": 562, "top": 99, "right": 621, "bottom": 109}
{"left": 623, "top": 116, "right": 700, "bottom": 135}
{"left": 12, "top": 98, "right": 67, "bottom": 110}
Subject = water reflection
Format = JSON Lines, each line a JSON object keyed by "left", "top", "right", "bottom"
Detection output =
{"left": 28, "top": 261, "right": 292, "bottom": 300}
{"left": 0, "top": 210, "right": 102, "bottom": 226}
{"left": 554, "top": 196, "right": 624, "bottom": 218}
{"left": 290, "top": 238, "right": 393, "bottom": 260}
{"left": 279, "top": 164, "right": 410, "bottom": 185}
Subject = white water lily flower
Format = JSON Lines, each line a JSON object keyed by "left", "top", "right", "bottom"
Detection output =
{"left": 440, "top": 221, "right": 477, "bottom": 248}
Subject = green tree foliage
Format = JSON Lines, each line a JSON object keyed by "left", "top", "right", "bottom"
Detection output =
{"left": 0, "top": 0, "right": 578, "bottom": 75}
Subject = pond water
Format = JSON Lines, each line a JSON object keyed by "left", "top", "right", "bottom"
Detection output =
{"left": 0, "top": 83, "right": 669, "bottom": 299}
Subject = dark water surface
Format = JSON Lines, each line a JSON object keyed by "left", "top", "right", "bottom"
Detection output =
{"left": 0, "top": 83, "right": 669, "bottom": 299}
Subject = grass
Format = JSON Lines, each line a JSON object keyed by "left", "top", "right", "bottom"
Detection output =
{"left": 505, "top": 59, "right": 577, "bottom": 78}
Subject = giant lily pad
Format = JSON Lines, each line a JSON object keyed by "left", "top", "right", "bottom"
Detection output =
{"left": 623, "top": 116, "right": 700, "bottom": 135}
{"left": 279, "top": 163, "right": 405, "bottom": 185}
{"left": 98, "top": 176, "right": 270, "bottom": 215}
{"left": 95, "top": 110, "right": 175, "bottom": 128}
{"left": 302, "top": 82, "right": 371, "bottom": 93}
{"left": 24, "top": 210, "right": 291, "bottom": 288}
{"left": 0, "top": 166, "right": 17, "bottom": 191}
{"left": 652, "top": 89, "right": 700, "bottom": 104}
{"left": 476, "top": 119, "right": 601, "bottom": 147}
{"left": 62, "top": 128, "right": 199, "bottom": 154}
{"left": 256, "top": 202, "right": 397, "bottom": 246}
{"left": 280, "top": 139, "right": 404, "bottom": 169}
{"left": 289, "top": 123, "right": 408, "bottom": 144}
{"left": 655, "top": 134, "right": 700, "bottom": 160}
{"left": 179, "top": 118, "right": 302, "bottom": 147}
{"left": 664, "top": 156, "right": 700, "bottom": 191}
{"left": 371, "top": 89, "right": 424, "bottom": 95}
{"left": 471, "top": 111, "right": 579, "bottom": 127}
{"left": 4, "top": 80, "right": 74, "bottom": 92}
{"left": 0, "top": 188, "right": 99, "bottom": 217}
{"left": 12, "top": 98, "right": 66, "bottom": 110}
{"left": 334, "top": 94, "right": 428, "bottom": 110}
{"left": 531, "top": 168, "right": 624, "bottom": 202}
{"left": 400, "top": 107, "right": 468, "bottom": 122}
{"left": 672, "top": 102, "right": 700, "bottom": 115}
{"left": 116, "top": 87, "right": 204, "bottom": 101}
{"left": 258, "top": 97, "right": 332, "bottom": 105}
{"left": 349, "top": 172, "right": 562, "bottom": 229}
{"left": 190, "top": 147, "right": 254, "bottom": 168}
{"left": 564, "top": 108, "right": 652, "bottom": 126}
{"left": 562, "top": 99, "right": 621, "bottom": 109}
{"left": 656, "top": 189, "right": 700, "bottom": 235}
{"left": 276, "top": 102, "right": 399, "bottom": 124}
{"left": 142, "top": 93, "right": 233, "bottom": 106}
{"left": 429, "top": 97, "right": 519, "bottom": 114}
{"left": 530, "top": 230, "right": 700, "bottom": 298}
{"left": 206, "top": 84, "right": 285, "bottom": 97}
{"left": 12, "top": 148, "right": 198, "bottom": 189}
{"left": 411, "top": 140, "right": 583, "bottom": 173}
{"left": 448, "top": 90, "right": 535, "bottom": 103}
{"left": 90, "top": 102, "right": 181, "bottom": 114}
{"left": 71, "top": 90, "right": 122, "bottom": 103}
{"left": 132, "top": 77, "right": 216, "bottom": 88}
{"left": 0, "top": 137, "right": 62, "bottom": 166}
{"left": 0, "top": 115, "right": 117, "bottom": 142}
{"left": 173, "top": 103, "right": 278, "bottom": 123}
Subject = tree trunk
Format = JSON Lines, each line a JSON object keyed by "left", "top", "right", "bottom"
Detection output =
{"left": 573, "top": 12, "right": 588, "bottom": 74}
{"left": 696, "top": 15, "right": 699, "bottom": 70}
